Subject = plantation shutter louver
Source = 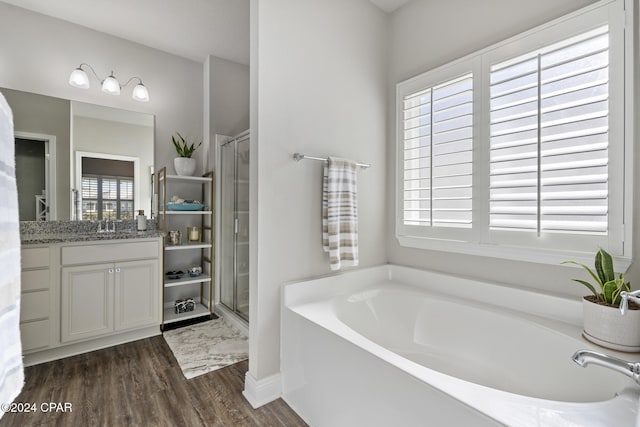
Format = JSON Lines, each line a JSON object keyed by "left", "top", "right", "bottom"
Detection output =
{"left": 81, "top": 176, "right": 98, "bottom": 200}
{"left": 403, "top": 73, "right": 473, "bottom": 228}
{"left": 489, "top": 26, "right": 609, "bottom": 235}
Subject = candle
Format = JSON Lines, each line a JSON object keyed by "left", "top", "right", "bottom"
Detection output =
{"left": 187, "top": 226, "right": 200, "bottom": 242}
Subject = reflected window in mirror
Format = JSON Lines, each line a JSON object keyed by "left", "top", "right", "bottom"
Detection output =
{"left": 80, "top": 157, "right": 134, "bottom": 220}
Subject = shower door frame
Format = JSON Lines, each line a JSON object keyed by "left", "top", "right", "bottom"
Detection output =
{"left": 219, "top": 131, "right": 250, "bottom": 322}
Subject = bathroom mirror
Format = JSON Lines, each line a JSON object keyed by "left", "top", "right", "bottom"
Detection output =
{"left": 2, "top": 87, "right": 154, "bottom": 221}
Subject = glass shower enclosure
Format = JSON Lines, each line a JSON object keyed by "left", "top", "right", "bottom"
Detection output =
{"left": 220, "top": 131, "right": 249, "bottom": 322}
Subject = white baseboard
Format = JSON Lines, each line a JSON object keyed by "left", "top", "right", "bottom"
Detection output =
{"left": 23, "top": 325, "right": 160, "bottom": 367}
{"left": 242, "top": 371, "right": 281, "bottom": 408}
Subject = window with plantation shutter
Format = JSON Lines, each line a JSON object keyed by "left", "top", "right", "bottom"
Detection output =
{"left": 489, "top": 26, "right": 609, "bottom": 235}
{"left": 402, "top": 73, "right": 474, "bottom": 229}
{"left": 81, "top": 175, "right": 134, "bottom": 220}
{"left": 396, "top": 1, "right": 632, "bottom": 265}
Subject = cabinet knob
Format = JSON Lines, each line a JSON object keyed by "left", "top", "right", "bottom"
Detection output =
{"left": 108, "top": 268, "right": 114, "bottom": 274}
{"left": 115, "top": 268, "right": 121, "bottom": 273}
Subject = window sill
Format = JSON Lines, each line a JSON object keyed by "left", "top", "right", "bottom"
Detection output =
{"left": 396, "top": 235, "right": 632, "bottom": 272}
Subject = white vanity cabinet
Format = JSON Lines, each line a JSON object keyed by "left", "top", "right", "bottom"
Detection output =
{"left": 114, "top": 259, "right": 160, "bottom": 331}
{"left": 20, "top": 246, "right": 56, "bottom": 353}
{"left": 60, "top": 239, "right": 160, "bottom": 344}
{"left": 61, "top": 263, "right": 113, "bottom": 342}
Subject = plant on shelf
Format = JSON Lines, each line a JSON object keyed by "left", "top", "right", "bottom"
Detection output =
{"left": 172, "top": 132, "right": 202, "bottom": 176}
{"left": 562, "top": 248, "right": 640, "bottom": 352}
{"left": 562, "top": 249, "right": 630, "bottom": 306}
{"left": 172, "top": 132, "right": 202, "bottom": 158}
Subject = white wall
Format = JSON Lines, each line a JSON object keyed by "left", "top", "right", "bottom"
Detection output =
{"left": 0, "top": 2, "right": 203, "bottom": 183}
{"left": 204, "top": 55, "right": 250, "bottom": 171}
{"left": 389, "top": 0, "right": 600, "bottom": 83}
{"left": 208, "top": 56, "right": 250, "bottom": 139}
{"left": 386, "top": 0, "right": 629, "bottom": 298}
{"left": 249, "top": 0, "right": 388, "bottom": 385}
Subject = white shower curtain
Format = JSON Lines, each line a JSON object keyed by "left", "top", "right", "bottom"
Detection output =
{"left": 0, "top": 91, "right": 24, "bottom": 418}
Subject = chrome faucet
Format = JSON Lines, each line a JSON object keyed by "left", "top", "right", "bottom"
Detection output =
{"left": 620, "top": 290, "right": 640, "bottom": 315}
{"left": 572, "top": 350, "right": 640, "bottom": 385}
{"left": 97, "top": 219, "right": 116, "bottom": 233}
{"left": 107, "top": 219, "right": 115, "bottom": 233}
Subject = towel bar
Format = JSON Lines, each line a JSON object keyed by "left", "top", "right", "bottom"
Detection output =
{"left": 293, "top": 153, "right": 370, "bottom": 169}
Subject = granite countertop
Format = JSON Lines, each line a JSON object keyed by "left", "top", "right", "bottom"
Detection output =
{"left": 21, "top": 230, "right": 165, "bottom": 245}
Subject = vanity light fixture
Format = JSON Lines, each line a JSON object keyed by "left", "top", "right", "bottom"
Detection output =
{"left": 68, "top": 63, "right": 149, "bottom": 102}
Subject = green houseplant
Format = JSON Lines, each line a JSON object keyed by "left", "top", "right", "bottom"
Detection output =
{"left": 172, "top": 132, "right": 202, "bottom": 158}
{"left": 563, "top": 249, "right": 640, "bottom": 352}
{"left": 562, "top": 249, "right": 630, "bottom": 306}
{"left": 172, "top": 132, "right": 202, "bottom": 176}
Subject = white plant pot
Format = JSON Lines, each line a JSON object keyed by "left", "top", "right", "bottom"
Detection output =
{"left": 174, "top": 157, "right": 197, "bottom": 176}
{"left": 582, "top": 297, "right": 640, "bottom": 352}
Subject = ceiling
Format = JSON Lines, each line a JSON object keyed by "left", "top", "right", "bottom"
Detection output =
{"left": 1, "top": 0, "right": 250, "bottom": 64}
{"left": 369, "top": 0, "right": 410, "bottom": 13}
{"left": 1, "top": 0, "right": 408, "bottom": 65}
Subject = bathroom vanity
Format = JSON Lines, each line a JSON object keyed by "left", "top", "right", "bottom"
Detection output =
{"left": 20, "top": 226, "right": 163, "bottom": 366}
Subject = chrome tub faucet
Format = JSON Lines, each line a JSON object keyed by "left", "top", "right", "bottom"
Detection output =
{"left": 572, "top": 350, "right": 640, "bottom": 385}
{"left": 620, "top": 290, "right": 640, "bottom": 315}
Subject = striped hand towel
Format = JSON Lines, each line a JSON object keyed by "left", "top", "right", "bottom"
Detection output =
{"left": 0, "top": 91, "right": 24, "bottom": 418}
{"left": 322, "top": 157, "right": 358, "bottom": 271}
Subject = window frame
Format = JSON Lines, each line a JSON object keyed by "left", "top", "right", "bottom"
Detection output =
{"left": 395, "top": 0, "right": 633, "bottom": 268}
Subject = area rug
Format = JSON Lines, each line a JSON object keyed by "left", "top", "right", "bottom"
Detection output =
{"left": 163, "top": 317, "right": 248, "bottom": 379}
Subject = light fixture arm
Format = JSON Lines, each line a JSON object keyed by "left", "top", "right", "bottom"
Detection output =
{"left": 121, "top": 76, "right": 144, "bottom": 89}
{"left": 77, "top": 63, "right": 104, "bottom": 83}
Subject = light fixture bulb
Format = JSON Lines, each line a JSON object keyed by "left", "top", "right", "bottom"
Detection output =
{"left": 101, "top": 73, "right": 121, "bottom": 95}
{"left": 132, "top": 82, "right": 150, "bottom": 102}
{"left": 69, "top": 67, "right": 90, "bottom": 89}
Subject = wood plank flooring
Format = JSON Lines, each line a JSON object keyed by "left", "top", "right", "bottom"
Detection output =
{"left": 0, "top": 336, "right": 307, "bottom": 427}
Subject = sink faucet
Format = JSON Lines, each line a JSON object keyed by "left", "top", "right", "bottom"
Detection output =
{"left": 572, "top": 350, "right": 640, "bottom": 385}
{"left": 97, "top": 219, "right": 117, "bottom": 233}
{"left": 106, "top": 219, "right": 118, "bottom": 233}
{"left": 620, "top": 290, "right": 640, "bottom": 315}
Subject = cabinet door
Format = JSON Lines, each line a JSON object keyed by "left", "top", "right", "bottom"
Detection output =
{"left": 114, "top": 259, "right": 159, "bottom": 331}
{"left": 61, "top": 263, "right": 114, "bottom": 343}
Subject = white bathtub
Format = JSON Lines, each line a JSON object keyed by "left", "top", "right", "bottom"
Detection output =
{"left": 281, "top": 265, "right": 640, "bottom": 426}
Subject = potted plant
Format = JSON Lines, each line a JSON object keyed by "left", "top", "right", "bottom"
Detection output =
{"left": 172, "top": 132, "right": 202, "bottom": 176}
{"left": 563, "top": 249, "right": 640, "bottom": 352}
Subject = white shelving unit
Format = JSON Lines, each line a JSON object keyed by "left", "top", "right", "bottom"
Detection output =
{"left": 158, "top": 167, "right": 215, "bottom": 330}
{"left": 164, "top": 242, "right": 212, "bottom": 251}
{"left": 163, "top": 303, "right": 211, "bottom": 324}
